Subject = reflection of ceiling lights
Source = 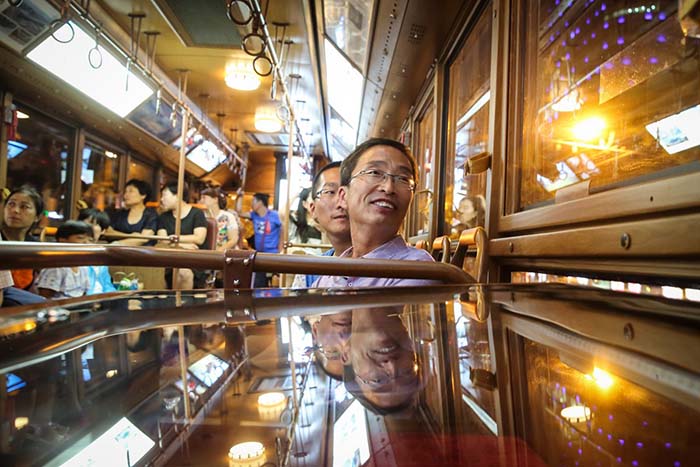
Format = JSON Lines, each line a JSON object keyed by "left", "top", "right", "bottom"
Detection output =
{"left": 590, "top": 367, "right": 613, "bottom": 389}
{"left": 229, "top": 441, "right": 265, "bottom": 467}
{"left": 225, "top": 62, "right": 261, "bottom": 91}
{"left": 255, "top": 105, "right": 283, "bottom": 133}
{"left": 552, "top": 89, "right": 582, "bottom": 112}
{"left": 572, "top": 116, "right": 606, "bottom": 141}
{"left": 15, "top": 417, "right": 29, "bottom": 430}
{"left": 257, "top": 392, "right": 286, "bottom": 407}
{"left": 16, "top": 111, "right": 30, "bottom": 119}
{"left": 561, "top": 405, "right": 591, "bottom": 424}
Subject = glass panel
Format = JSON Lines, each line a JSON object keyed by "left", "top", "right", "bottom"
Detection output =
{"left": 517, "top": 0, "right": 700, "bottom": 210}
{"left": 324, "top": 38, "right": 364, "bottom": 131}
{"left": 81, "top": 141, "right": 120, "bottom": 211}
{"left": 521, "top": 337, "right": 700, "bottom": 466}
{"left": 128, "top": 158, "right": 155, "bottom": 191}
{"left": 6, "top": 104, "right": 73, "bottom": 224}
{"left": 323, "top": 0, "right": 374, "bottom": 71}
{"left": 445, "top": 7, "right": 491, "bottom": 239}
{"left": 409, "top": 98, "right": 435, "bottom": 237}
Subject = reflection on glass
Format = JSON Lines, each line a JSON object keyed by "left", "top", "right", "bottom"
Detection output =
{"left": 344, "top": 306, "right": 420, "bottom": 414}
{"left": 518, "top": 0, "right": 700, "bottom": 209}
{"left": 6, "top": 104, "right": 73, "bottom": 224}
{"left": 323, "top": 0, "right": 374, "bottom": 70}
{"left": 81, "top": 142, "right": 120, "bottom": 211}
{"left": 445, "top": 8, "right": 491, "bottom": 238}
{"left": 409, "top": 99, "right": 435, "bottom": 237}
{"left": 324, "top": 38, "right": 363, "bottom": 131}
{"left": 522, "top": 337, "right": 700, "bottom": 466}
{"left": 127, "top": 158, "right": 155, "bottom": 197}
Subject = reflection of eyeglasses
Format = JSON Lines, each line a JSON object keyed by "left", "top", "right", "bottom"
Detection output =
{"left": 314, "top": 187, "right": 338, "bottom": 200}
{"left": 305, "top": 345, "right": 342, "bottom": 361}
{"left": 350, "top": 169, "right": 416, "bottom": 192}
{"left": 355, "top": 362, "right": 419, "bottom": 390}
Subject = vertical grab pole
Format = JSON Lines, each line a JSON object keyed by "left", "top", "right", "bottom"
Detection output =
{"left": 281, "top": 112, "right": 295, "bottom": 285}
{"left": 173, "top": 108, "right": 189, "bottom": 289}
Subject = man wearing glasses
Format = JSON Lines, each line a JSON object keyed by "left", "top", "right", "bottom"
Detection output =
{"left": 313, "top": 138, "right": 435, "bottom": 288}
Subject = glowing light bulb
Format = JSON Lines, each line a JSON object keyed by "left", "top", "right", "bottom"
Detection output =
{"left": 572, "top": 116, "right": 606, "bottom": 141}
{"left": 561, "top": 405, "right": 591, "bottom": 423}
{"left": 592, "top": 367, "right": 614, "bottom": 389}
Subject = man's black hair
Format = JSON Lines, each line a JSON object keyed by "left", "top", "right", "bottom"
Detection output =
{"left": 56, "top": 220, "right": 93, "bottom": 240}
{"left": 78, "top": 208, "right": 110, "bottom": 230}
{"left": 125, "top": 178, "right": 153, "bottom": 202}
{"left": 339, "top": 138, "right": 417, "bottom": 187}
{"left": 163, "top": 181, "right": 189, "bottom": 202}
{"left": 253, "top": 192, "right": 269, "bottom": 206}
{"left": 311, "top": 161, "right": 342, "bottom": 198}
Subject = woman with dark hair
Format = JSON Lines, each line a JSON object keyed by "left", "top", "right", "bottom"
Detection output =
{"left": 290, "top": 187, "right": 321, "bottom": 244}
{"left": 106, "top": 178, "right": 158, "bottom": 246}
{"left": 200, "top": 187, "right": 242, "bottom": 250}
{"left": 1, "top": 186, "right": 44, "bottom": 290}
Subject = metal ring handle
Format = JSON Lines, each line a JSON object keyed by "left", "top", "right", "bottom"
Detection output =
{"left": 252, "top": 54, "right": 273, "bottom": 77}
{"left": 50, "top": 20, "right": 75, "bottom": 44}
{"left": 242, "top": 31, "right": 266, "bottom": 56}
{"left": 88, "top": 47, "right": 102, "bottom": 69}
{"left": 227, "top": 0, "right": 253, "bottom": 25}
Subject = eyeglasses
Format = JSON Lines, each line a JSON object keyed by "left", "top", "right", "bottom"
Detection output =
{"left": 355, "top": 362, "right": 419, "bottom": 390}
{"left": 350, "top": 169, "right": 416, "bottom": 192}
{"left": 313, "top": 187, "right": 338, "bottom": 200}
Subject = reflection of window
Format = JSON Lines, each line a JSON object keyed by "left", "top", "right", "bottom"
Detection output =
{"left": 444, "top": 7, "right": 491, "bottom": 238}
{"left": 323, "top": 0, "right": 373, "bottom": 70}
{"left": 517, "top": 0, "right": 700, "bottom": 210}
{"left": 81, "top": 142, "right": 120, "bottom": 211}
{"left": 128, "top": 158, "right": 155, "bottom": 190}
{"left": 324, "top": 38, "right": 363, "bottom": 132}
{"left": 6, "top": 104, "right": 74, "bottom": 224}
{"left": 408, "top": 98, "right": 435, "bottom": 237}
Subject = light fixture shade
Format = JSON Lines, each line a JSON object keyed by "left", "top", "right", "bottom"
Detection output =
{"left": 225, "top": 62, "right": 261, "bottom": 91}
{"left": 254, "top": 104, "right": 283, "bottom": 133}
{"left": 229, "top": 441, "right": 265, "bottom": 467}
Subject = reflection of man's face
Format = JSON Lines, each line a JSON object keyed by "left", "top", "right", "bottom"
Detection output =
{"left": 310, "top": 167, "right": 349, "bottom": 240}
{"left": 312, "top": 311, "right": 351, "bottom": 378}
{"left": 348, "top": 307, "right": 418, "bottom": 409}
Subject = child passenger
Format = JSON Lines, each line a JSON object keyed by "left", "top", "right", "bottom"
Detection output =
{"left": 34, "top": 221, "right": 93, "bottom": 299}
{"left": 78, "top": 208, "right": 117, "bottom": 295}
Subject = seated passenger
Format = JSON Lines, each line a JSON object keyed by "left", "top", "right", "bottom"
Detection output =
{"left": 313, "top": 138, "right": 436, "bottom": 287}
{"left": 106, "top": 179, "right": 158, "bottom": 246}
{"left": 156, "top": 182, "right": 208, "bottom": 289}
{"left": 200, "top": 187, "right": 241, "bottom": 251}
{"left": 78, "top": 208, "right": 117, "bottom": 295}
{"left": 343, "top": 306, "right": 420, "bottom": 414}
{"left": 34, "top": 221, "right": 92, "bottom": 299}
{"left": 1, "top": 186, "right": 43, "bottom": 289}
{"left": 250, "top": 193, "right": 281, "bottom": 288}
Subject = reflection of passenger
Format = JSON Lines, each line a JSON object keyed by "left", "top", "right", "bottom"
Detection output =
{"left": 344, "top": 306, "right": 419, "bottom": 413}
{"left": 453, "top": 195, "right": 485, "bottom": 232}
{"left": 309, "top": 311, "right": 352, "bottom": 380}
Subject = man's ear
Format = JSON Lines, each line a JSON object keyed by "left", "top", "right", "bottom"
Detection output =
{"left": 338, "top": 186, "right": 348, "bottom": 211}
{"left": 309, "top": 199, "right": 317, "bottom": 221}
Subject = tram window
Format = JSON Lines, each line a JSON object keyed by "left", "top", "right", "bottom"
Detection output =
{"left": 520, "top": 337, "right": 700, "bottom": 466}
{"left": 6, "top": 104, "right": 73, "bottom": 223}
{"left": 516, "top": 0, "right": 700, "bottom": 210}
{"left": 445, "top": 7, "right": 491, "bottom": 238}
{"left": 323, "top": 0, "right": 373, "bottom": 71}
{"left": 408, "top": 98, "right": 436, "bottom": 238}
{"left": 128, "top": 158, "right": 155, "bottom": 193}
{"left": 81, "top": 142, "right": 120, "bottom": 211}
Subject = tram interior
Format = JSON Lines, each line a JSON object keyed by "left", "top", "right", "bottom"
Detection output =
{"left": 0, "top": 0, "right": 699, "bottom": 466}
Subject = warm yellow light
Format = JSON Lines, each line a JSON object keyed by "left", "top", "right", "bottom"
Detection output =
{"left": 17, "top": 110, "right": 30, "bottom": 119}
{"left": 106, "top": 369, "right": 118, "bottom": 378}
{"left": 225, "top": 62, "right": 261, "bottom": 91}
{"left": 229, "top": 441, "right": 265, "bottom": 466}
{"left": 254, "top": 105, "right": 283, "bottom": 133}
{"left": 561, "top": 405, "right": 591, "bottom": 423}
{"left": 257, "top": 392, "right": 286, "bottom": 407}
{"left": 572, "top": 116, "right": 606, "bottom": 141}
{"left": 15, "top": 417, "right": 29, "bottom": 430}
{"left": 592, "top": 367, "right": 614, "bottom": 389}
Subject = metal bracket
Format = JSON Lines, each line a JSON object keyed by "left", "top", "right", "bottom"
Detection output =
{"left": 223, "top": 249, "right": 256, "bottom": 288}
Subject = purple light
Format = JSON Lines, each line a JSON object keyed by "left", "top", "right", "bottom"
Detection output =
{"left": 565, "top": 21, "right": 570, "bottom": 27}
{"left": 575, "top": 27, "right": 581, "bottom": 34}
{"left": 608, "top": 414, "right": 614, "bottom": 421}
{"left": 556, "top": 60, "right": 561, "bottom": 68}
{"left": 591, "top": 32, "right": 597, "bottom": 38}
{"left": 644, "top": 12, "right": 653, "bottom": 20}
{"left": 586, "top": 18, "right": 591, "bottom": 25}
{"left": 617, "top": 37, "right": 625, "bottom": 45}
{"left": 575, "top": 394, "right": 581, "bottom": 403}
{"left": 571, "top": 31, "right": 576, "bottom": 39}
{"left": 632, "top": 462, "right": 638, "bottom": 467}
{"left": 659, "top": 12, "right": 667, "bottom": 21}
{"left": 657, "top": 34, "right": 667, "bottom": 43}
{"left": 597, "top": 428, "right": 603, "bottom": 434}
{"left": 555, "top": 0, "right": 560, "bottom": 4}
{"left": 601, "top": 3, "right": 606, "bottom": 11}
{"left": 583, "top": 39, "right": 588, "bottom": 45}
{"left": 665, "top": 443, "right": 672, "bottom": 449}
{"left": 642, "top": 421, "right": 648, "bottom": 427}
{"left": 616, "top": 458, "right": 622, "bottom": 464}
{"left": 571, "top": 66, "right": 576, "bottom": 73}
{"left": 603, "top": 42, "right": 609, "bottom": 50}
{"left": 562, "top": 40, "right": 568, "bottom": 46}
{"left": 565, "top": 52, "right": 571, "bottom": 60}
{"left": 568, "top": 441, "right": 573, "bottom": 447}
{"left": 636, "top": 442, "right": 643, "bottom": 448}
{"left": 618, "top": 16, "right": 625, "bottom": 24}
{"left": 674, "top": 462, "right": 681, "bottom": 467}
{"left": 619, "top": 439, "right": 625, "bottom": 446}
{"left": 603, "top": 21, "right": 609, "bottom": 29}
{"left": 608, "top": 434, "right": 613, "bottom": 441}
{"left": 578, "top": 448, "right": 583, "bottom": 455}
{"left": 595, "top": 10, "right": 600, "bottom": 17}
{"left": 550, "top": 34, "right": 555, "bottom": 42}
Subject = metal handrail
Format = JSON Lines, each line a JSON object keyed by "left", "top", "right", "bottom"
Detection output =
{"left": 0, "top": 242, "right": 473, "bottom": 284}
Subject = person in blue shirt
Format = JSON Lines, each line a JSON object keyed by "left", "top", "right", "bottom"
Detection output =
{"left": 250, "top": 193, "right": 281, "bottom": 287}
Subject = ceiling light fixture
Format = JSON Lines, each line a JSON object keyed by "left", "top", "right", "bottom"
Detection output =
{"left": 255, "top": 104, "right": 283, "bottom": 133}
{"left": 229, "top": 441, "right": 265, "bottom": 467}
{"left": 225, "top": 62, "right": 261, "bottom": 91}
